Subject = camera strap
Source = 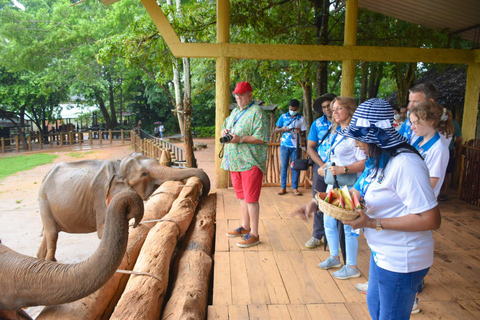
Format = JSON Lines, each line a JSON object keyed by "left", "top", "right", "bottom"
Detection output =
{"left": 218, "top": 143, "right": 226, "bottom": 159}
{"left": 231, "top": 101, "right": 254, "bottom": 129}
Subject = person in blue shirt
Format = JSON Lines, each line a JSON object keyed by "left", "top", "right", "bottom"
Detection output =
{"left": 398, "top": 83, "right": 438, "bottom": 145}
{"left": 304, "top": 93, "right": 336, "bottom": 249}
{"left": 275, "top": 99, "right": 308, "bottom": 196}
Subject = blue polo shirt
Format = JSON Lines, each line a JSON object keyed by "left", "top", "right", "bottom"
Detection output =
{"left": 276, "top": 113, "right": 307, "bottom": 148}
{"left": 307, "top": 115, "right": 332, "bottom": 162}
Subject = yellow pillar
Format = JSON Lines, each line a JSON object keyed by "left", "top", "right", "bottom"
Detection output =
{"left": 341, "top": 0, "right": 358, "bottom": 97}
{"left": 462, "top": 62, "right": 480, "bottom": 141}
{"left": 215, "top": 0, "right": 230, "bottom": 188}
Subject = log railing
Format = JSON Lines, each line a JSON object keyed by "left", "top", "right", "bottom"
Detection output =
{"left": 0, "top": 130, "right": 132, "bottom": 153}
{"left": 458, "top": 139, "right": 480, "bottom": 207}
{"left": 132, "top": 129, "right": 186, "bottom": 166}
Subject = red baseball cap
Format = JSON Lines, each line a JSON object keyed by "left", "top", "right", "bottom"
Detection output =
{"left": 232, "top": 81, "right": 253, "bottom": 94}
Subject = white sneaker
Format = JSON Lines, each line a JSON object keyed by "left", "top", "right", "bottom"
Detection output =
{"left": 355, "top": 281, "right": 368, "bottom": 294}
{"left": 305, "top": 237, "right": 323, "bottom": 249}
{"left": 411, "top": 298, "right": 420, "bottom": 314}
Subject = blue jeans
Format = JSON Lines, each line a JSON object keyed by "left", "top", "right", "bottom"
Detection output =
{"left": 324, "top": 212, "right": 358, "bottom": 266}
{"left": 312, "top": 163, "right": 327, "bottom": 240}
{"left": 367, "top": 254, "right": 429, "bottom": 320}
{"left": 280, "top": 145, "right": 299, "bottom": 189}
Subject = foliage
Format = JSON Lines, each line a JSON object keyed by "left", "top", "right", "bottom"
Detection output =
{"left": 0, "top": 153, "right": 58, "bottom": 179}
{"left": 193, "top": 126, "right": 215, "bottom": 138}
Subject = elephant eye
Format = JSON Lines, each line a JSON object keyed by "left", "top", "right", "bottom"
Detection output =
{"left": 142, "top": 172, "right": 148, "bottom": 177}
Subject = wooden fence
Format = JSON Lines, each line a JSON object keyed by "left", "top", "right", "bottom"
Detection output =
{"left": 132, "top": 130, "right": 186, "bottom": 166}
{"left": 458, "top": 139, "right": 480, "bottom": 206}
{"left": 0, "top": 130, "right": 132, "bottom": 153}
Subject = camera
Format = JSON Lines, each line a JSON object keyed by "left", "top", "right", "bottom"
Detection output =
{"left": 219, "top": 133, "right": 233, "bottom": 143}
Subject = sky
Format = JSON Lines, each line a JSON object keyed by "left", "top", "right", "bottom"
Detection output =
{"left": 12, "top": 0, "right": 25, "bottom": 10}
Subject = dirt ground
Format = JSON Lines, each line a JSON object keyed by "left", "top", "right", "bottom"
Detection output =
{"left": 0, "top": 138, "right": 215, "bottom": 317}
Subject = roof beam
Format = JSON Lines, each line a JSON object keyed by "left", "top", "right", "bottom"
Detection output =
{"left": 168, "top": 43, "right": 474, "bottom": 64}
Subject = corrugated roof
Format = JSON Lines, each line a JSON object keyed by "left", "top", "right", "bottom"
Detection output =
{"left": 357, "top": 0, "right": 480, "bottom": 43}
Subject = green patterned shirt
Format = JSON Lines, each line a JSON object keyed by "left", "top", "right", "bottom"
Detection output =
{"left": 221, "top": 104, "right": 270, "bottom": 173}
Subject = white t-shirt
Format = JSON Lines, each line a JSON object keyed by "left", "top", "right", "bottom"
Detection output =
{"left": 421, "top": 138, "right": 449, "bottom": 197}
{"left": 329, "top": 134, "right": 366, "bottom": 170}
{"left": 363, "top": 152, "right": 438, "bottom": 273}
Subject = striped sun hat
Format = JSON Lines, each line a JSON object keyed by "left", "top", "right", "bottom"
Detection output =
{"left": 338, "top": 98, "right": 407, "bottom": 149}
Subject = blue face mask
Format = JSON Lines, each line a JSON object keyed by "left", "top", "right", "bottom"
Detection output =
{"left": 289, "top": 110, "right": 298, "bottom": 116}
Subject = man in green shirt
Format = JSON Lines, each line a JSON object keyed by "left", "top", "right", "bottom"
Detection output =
{"left": 222, "top": 81, "right": 270, "bottom": 248}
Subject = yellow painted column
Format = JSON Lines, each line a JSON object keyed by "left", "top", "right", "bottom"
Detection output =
{"left": 462, "top": 62, "right": 480, "bottom": 141}
{"left": 341, "top": 0, "right": 358, "bottom": 97}
{"left": 215, "top": 0, "right": 230, "bottom": 188}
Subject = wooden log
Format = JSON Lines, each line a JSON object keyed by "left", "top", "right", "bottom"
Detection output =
{"left": 36, "top": 181, "right": 184, "bottom": 320}
{"left": 110, "top": 177, "right": 203, "bottom": 320}
{"left": 162, "top": 193, "right": 216, "bottom": 320}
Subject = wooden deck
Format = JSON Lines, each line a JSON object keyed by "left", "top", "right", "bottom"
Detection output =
{"left": 208, "top": 187, "right": 480, "bottom": 319}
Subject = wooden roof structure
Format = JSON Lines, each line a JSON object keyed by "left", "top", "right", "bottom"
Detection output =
{"left": 357, "top": 0, "right": 480, "bottom": 44}
{"left": 100, "top": 0, "right": 480, "bottom": 189}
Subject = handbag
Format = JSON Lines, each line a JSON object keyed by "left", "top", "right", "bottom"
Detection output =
{"left": 291, "top": 132, "right": 313, "bottom": 171}
{"left": 292, "top": 157, "right": 313, "bottom": 170}
{"left": 324, "top": 165, "right": 358, "bottom": 186}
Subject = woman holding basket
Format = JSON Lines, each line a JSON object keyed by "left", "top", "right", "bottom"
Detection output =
{"left": 341, "top": 98, "right": 441, "bottom": 320}
{"left": 317, "top": 97, "right": 366, "bottom": 279}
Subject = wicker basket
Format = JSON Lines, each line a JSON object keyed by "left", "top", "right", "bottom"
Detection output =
{"left": 315, "top": 192, "right": 360, "bottom": 221}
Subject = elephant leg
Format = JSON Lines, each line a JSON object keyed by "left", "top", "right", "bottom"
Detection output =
{"left": 37, "top": 234, "right": 47, "bottom": 259}
{"left": 45, "top": 230, "right": 59, "bottom": 262}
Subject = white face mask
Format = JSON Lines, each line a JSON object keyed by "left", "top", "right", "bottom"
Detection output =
{"left": 289, "top": 110, "right": 298, "bottom": 116}
{"left": 393, "top": 114, "right": 400, "bottom": 120}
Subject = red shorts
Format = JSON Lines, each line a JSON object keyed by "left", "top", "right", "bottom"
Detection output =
{"left": 230, "top": 166, "right": 263, "bottom": 203}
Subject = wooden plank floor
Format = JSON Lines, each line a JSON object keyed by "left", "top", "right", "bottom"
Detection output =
{"left": 208, "top": 187, "right": 480, "bottom": 319}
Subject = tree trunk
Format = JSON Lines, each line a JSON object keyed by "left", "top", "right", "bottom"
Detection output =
{"left": 368, "top": 63, "right": 377, "bottom": 99}
{"left": 36, "top": 182, "right": 184, "bottom": 320}
{"left": 300, "top": 81, "right": 313, "bottom": 128}
{"left": 395, "top": 62, "right": 417, "bottom": 106}
{"left": 183, "top": 57, "right": 196, "bottom": 168}
{"left": 110, "top": 177, "right": 203, "bottom": 320}
{"left": 95, "top": 92, "right": 112, "bottom": 129}
{"left": 313, "top": 0, "right": 330, "bottom": 98}
{"left": 108, "top": 76, "right": 118, "bottom": 129}
{"left": 359, "top": 61, "right": 369, "bottom": 103}
{"left": 162, "top": 194, "right": 216, "bottom": 320}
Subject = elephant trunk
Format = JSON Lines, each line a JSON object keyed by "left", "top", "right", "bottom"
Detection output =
{"left": 151, "top": 165, "right": 211, "bottom": 197}
{"left": 0, "top": 190, "right": 144, "bottom": 311}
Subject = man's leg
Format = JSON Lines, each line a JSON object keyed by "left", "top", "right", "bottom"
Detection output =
{"left": 290, "top": 147, "right": 300, "bottom": 191}
{"left": 240, "top": 199, "right": 251, "bottom": 231}
{"left": 279, "top": 146, "right": 289, "bottom": 192}
{"left": 246, "top": 201, "right": 260, "bottom": 236}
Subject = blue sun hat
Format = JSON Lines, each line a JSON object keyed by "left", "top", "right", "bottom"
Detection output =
{"left": 338, "top": 98, "right": 407, "bottom": 148}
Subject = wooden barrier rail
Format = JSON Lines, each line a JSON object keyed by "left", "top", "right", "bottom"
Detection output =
{"left": 458, "top": 140, "right": 480, "bottom": 206}
{"left": 0, "top": 130, "right": 132, "bottom": 153}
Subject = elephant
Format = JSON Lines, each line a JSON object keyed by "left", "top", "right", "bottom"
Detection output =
{"left": 37, "top": 152, "right": 210, "bottom": 261}
{"left": 0, "top": 190, "right": 144, "bottom": 318}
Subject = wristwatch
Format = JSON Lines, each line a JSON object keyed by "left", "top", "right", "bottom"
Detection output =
{"left": 344, "top": 166, "right": 350, "bottom": 173}
{"left": 376, "top": 219, "right": 383, "bottom": 231}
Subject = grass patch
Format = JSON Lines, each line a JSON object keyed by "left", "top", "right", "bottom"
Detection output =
{"left": 66, "top": 151, "right": 99, "bottom": 158}
{"left": 0, "top": 153, "right": 59, "bottom": 180}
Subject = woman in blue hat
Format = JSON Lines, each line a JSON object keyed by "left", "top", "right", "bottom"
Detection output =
{"left": 340, "top": 98, "right": 441, "bottom": 320}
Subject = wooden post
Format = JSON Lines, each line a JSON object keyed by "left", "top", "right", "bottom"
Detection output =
{"left": 121, "top": 129, "right": 124, "bottom": 143}
{"left": 109, "top": 129, "right": 113, "bottom": 144}
{"left": 79, "top": 132, "right": 83, "bottom": 146}
{"left": 15, "top": 136, "right": 19, "bottom": 152}
{"left": 89, "top": 131, "right": 93, "bottom": 145}
{"left": 60, "top": 133, "right": 64, "bottom": 146}
{"left": 1, "top": 138, "right": 4, "bottom": 153}
{"left": 111, "top": 178, "right": 203, "bottom": 320}
{"left": 39, "top": 134, "right": 43, "bottom": 149}
{"left": 215, "top": 0, "right": 230, "bottom": 189}
{"left": 340, "top": 0, "right": 358, "bottom": 97}
{"left": 462, "top": 62, "right": 480, "bottom": 141}
{"left": 99, "top": 131, "right": 103, "bottom": 145}
{"left": 28, "top": 135, "right": 32, "bottom": 151}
